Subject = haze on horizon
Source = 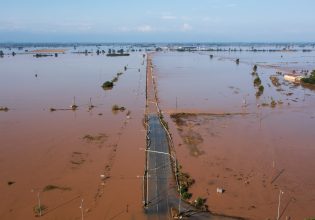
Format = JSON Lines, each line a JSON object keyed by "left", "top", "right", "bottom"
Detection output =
{"left": 1, "top": 0, "right": 315, "bottom": 43}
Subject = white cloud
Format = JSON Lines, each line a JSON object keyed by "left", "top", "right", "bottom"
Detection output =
{"left": 161, "top": 15, "right": 177, "bottom": 20}
{"left": 137, "top": 25, "right": 154, "bottom": 32}
{"left": 181, "top": 23, "right": 192, "bottom": 31}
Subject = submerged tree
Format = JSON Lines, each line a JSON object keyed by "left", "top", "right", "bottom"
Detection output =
{"left": 301, "top": 70, "right": 315, "bottom": 84}
{"left": 253, "top": 64, "right": 257, "bottom": 72}
{"left": 254, "top": 76, "right": 262, "bottom": 86}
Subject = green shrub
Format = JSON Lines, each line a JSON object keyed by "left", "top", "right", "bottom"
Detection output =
{"left": 112, "top": 105, "right": 126, "bottom": 112}
{"left": 181, "top": 191, "right": 192, "bottom": 200}
{"left": 254, "top": 76, "right": 261, "bottom": 86}
{"left": 102, "top": 81, "right": 114, "bottom": 90}
{"left": 253, "top": 65, "right": 257, "bottom": 72}
{"left": 112, "top": 76, "right": 119, "bottom": 83}
{"left": 33, "top": 205, "right": 47, "bottom": 216}
{"left": 270, "top": 99, "right": 277, "bottom": 108}
{"left": 195, "top": 197, "right": 206, "bottom": 209}
{"left": 43, "top": 185, "right": 71, "bottom": 192}
{"left": 301, "top": 71, "right": 315, "bottom": 84}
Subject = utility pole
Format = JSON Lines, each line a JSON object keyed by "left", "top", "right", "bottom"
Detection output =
{"left": 277, "top": 190, "right": 284, "bottom": 220}
{"left": 37, "top": 192, "right": 41, "bottom": 217}
{"left": 79, "top": 198, "right": 84, "bottom": 220}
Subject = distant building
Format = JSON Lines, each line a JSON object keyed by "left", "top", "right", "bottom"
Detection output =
{"left": 284, "top": 74, "right": 302, "bottom": 83}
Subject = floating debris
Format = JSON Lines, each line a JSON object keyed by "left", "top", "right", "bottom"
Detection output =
{"left": 216, "top": 187, "right": 225, "bottom": 194}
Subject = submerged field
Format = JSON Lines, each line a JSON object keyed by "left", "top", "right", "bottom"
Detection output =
{"left": 1, "top": 45, "right": 315, "bottom": 220}
{"left": 0, "top": 47, "right": 148, "bottom": 219}
{"left": 153, "top": 50, "right": 315, "bottom": 219}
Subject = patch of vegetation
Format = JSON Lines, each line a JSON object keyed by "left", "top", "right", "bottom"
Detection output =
{"left": 270, "top": 98, "right": 277, "bottom": 108}
{"left": 177, "top": 168, "right": 195, "bottom": 200}
{"left": 253, "top": 65, "right": 257, "bottom": 72}
{"left": 102, "top": 81, "right": 114, "bottom": 90}
{"left": 181, "top": 190, "right": 192, "bottom": 200}
{"left": 33, "top": 204, "right": 47, "bottom": 217}
{"left": 112, "top": 104, "right": 126, "bottom": 112}
{"left": 34, "top": 54, "right": 53, "bottom": 58}
{"left": 70, "top": 152, "right": 86, "bottom": 166}
{"left": 276, "top": 71, "right": 282, "bottom": 75}
{"left": 301, "top": 70, "right": 315, "bottom": 85}
{"left": 194, "top": 197, "right": 207, "bottom": 210}
{"left": 112, "top": 76, "right": 119, "bottom": 83}
{"left": 256, "top": 85, "right": 264, "bottom": 97}
{"left": 70, "top": 104, "right": 78, "bottom": 110}
{"left": 43, "top": 185, "right": 71, "bottom": 192}
{"left": 253, "top": 76, "right": 261, "bottom": 87}
{"left": 182, "top": 130, "right": 204, "bottom": 157}
{"left": 170, "top": 114, "right": 187, "bottom": 126}
{"left": 82, "top": 133, "right": 107, "bottom": 143}
{"left": 270, "top": 76, "right": 281, "bottom": 87}
{"left": 126, "top": 110, "right": 131, "bottom": 116}
{"left": 261, "top": 102, "right": 269, "bottom": 107}
{"left": 7, "top": 181, "right": 15, "bottom": 185}
{"left": 0, "top": 107, "right": 9, "bottom": 112}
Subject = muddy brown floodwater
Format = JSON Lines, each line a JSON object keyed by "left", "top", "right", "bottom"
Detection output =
{"left": 0, "top": 49, "right": 148, "bottom": 220}
{"left": 152, "top": 51, "right": 315, "bottom": 219}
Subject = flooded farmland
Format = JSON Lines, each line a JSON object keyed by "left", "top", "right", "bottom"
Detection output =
{"left": 0, "top": 46, "right": 148, "bottom": 219}
{"left": 1, "top": 44, "right": 315, "bottom": 220}
{"left": 153, "top": 49, "right": 315, "bottom": 219}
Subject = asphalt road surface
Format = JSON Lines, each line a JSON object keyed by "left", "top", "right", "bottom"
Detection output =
{"left": 145, "top": 114, "right": 176, "bottom": 219}
{"left": 145, "top": 114, "right": 240, "bottom": 220}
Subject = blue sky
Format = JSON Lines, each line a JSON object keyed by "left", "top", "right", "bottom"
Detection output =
{"left": 1, "top": 0, "right": 315, "bottom": 42}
